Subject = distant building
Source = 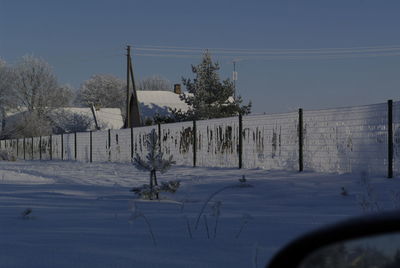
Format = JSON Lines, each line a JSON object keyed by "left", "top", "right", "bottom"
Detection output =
{"left": 1, "top": 107, "right": 124, "bottom": 138}
{"left": 136, "top": 90, "right": 189, "bottom": 121}
{"left": 58, "top": 107, "right": 124, "bottom": 130}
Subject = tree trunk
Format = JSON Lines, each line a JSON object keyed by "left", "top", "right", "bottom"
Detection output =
{"left": 0, "top": 107, "right": 5, "bottom": 133}
{"left": 153, "top": 171, "right": 158, "bottom": 186}
{"left": 150, "top": 170, "right": 159, "bottom": 200}
{"left": 149, "top": 171, "right": 154, "bottom": 200}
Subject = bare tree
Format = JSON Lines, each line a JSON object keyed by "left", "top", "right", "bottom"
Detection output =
{"left": 0, "top": 59, "right": 13, "bottom": 135}
{"left": 138, "top": 75, "right": 172, "bottom": 91}
{"left": 2, "top": 55, "right": 73, "bottom": 138}
{"left": 12, "top": 55, "right": 72, "bottom": 116}
{"left": 75, "top": 74, "right": 125, "bottom": 115}
{"left": 48, "top": 110, "right": 94, "bottom": 134}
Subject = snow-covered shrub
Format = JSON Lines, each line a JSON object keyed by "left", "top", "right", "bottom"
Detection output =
{"left": 131, "top": 184, "right": 155, "bottom": 200}
{"left": 132, "top": 129, "right": 176, "bottom": 200}
{"left": 0, "top": 149, "right": 16, "bottom": 161}
{"left": 160, "top": 180, "right": 180, "bottom": 193}
{"left": 131, "top": 180, "right": 180, "bottom": 199}
{"left": 48, "top": 110, "right": 106, "bottom": 134}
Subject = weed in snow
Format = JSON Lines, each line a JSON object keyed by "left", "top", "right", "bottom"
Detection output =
{"left": 390, "top": 191, "right": 400, "bottom": 209}
{"left": 203, "top": 215, "right": 210, "bottom": 239}
{"left": 194, "top": 176, "right": 252, "bottom": 231}
{"left": 128, "top": 201, "right": 157, "bottom": 247}
{"left": 21, "top": 208, "right": 33, "bottom": 219}
{"left": 340, "top": 186, "right": 348, "bottom": 196}
{"left": 211, "top": 201, "right": 222, "bottom": 239}
{"left": 179, "top": 199, "right": 186, "bottom": 212}
{"left": 183, "top": 215, "right": 193, "bottom": 239}
{"left": 357, "top": 172, "right": 380, "bottom": 212}
{"left": 235, "top": 213, "right": 254, "bottom": 239}
{"left": 253, "top": 242, "right": 259, "bottom": 268}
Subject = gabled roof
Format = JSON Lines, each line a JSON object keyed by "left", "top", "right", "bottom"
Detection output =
{"left": 58, "top": 108, "right": 124, "bottom": 129}
{"left": 4, "top": 107, "right": 124, "bottom": 131}
{"left": 136, "top": 90, "right": 189, "bottom": 118}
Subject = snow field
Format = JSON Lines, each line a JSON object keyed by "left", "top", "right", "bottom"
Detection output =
{"left": 1, "top": 160, "right": 400, "bottom": 267}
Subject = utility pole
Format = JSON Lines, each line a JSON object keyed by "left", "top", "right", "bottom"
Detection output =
{"left": 90, "top": 104, "right": 100, "bottom": 130}
{"left": 126, "top": 45, "right": 131, "bottom": 128}
{"left": 232, "top": 61, "right": 237, "bottom": 99}
{"left": 125, "top": 45, "right": 142, "bottom": 128}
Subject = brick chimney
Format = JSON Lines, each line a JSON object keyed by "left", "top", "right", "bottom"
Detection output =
{"left": 174, "top": 84, "right": 182, "bottom": 94}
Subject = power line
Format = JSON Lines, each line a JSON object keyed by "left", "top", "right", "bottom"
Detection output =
{"left": 135, "top": 45, "right": 400, "bottom": 54}
{"left": 131, "top": 44, "right": 400, "bottom": 61}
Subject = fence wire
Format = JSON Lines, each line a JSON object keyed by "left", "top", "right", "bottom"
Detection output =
{"left": 304, "top": 103, "right": 388, "bottom": 175}
{"left": 0, "top": 101, "right": 397, "bottom": 177}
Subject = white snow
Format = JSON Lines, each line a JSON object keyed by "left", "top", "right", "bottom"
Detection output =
{"left": 1, "top": 160, "right": 399, "bottom": 267}
{"left": 61, "top": 107, "right": 124, "bottom": 130}
{"left": 137, "top": 91, "right": 190, "bottom": 118}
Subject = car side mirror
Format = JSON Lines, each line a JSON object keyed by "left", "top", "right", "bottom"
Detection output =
{"left": 267, "top": 211, "right": 400, "bottom": 268}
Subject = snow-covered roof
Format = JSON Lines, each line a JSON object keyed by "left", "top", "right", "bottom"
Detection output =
{"left": 5, "top": 107, "right": 124, "bottom": 130}
{"left": 58, "top": 107, "right": 124, "bottom": 129}
{"left": 137, "top": 91, "right": 190, "bottom": 118}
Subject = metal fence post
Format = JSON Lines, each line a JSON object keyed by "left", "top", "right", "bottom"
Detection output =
{"left": 23, "top": 137, "right": 26, "bottom": 160}
{"left": 89, "top": 131, "right": 93, "bottom": 163}
{"left": 39, "top": 136, "right": 42, "bottom": 160}
{"left": 130, "top": 127, "right": 134, "bottom": 160}
{"left": 238, "top": 114, "right": 243, "bottom": 169}
{"left": 61, "top": 133, "right": 64, "bottom": 160}
{"left": 299, "top": 108, "right": 304, "bottom": 172}
{"left": 31, "top": 137, "right": 34, "bottom": 160}
{"left": 16, "top": 138, "right": 19, "bottom": 159}
{"left": 193, "top": 120, "right": 197, "bottom": 167}
{"left": 158, "top": 123, "right": 162, "bottom": 152}
{"left": 108, "top": 129, "right": 111, "bottom": 161}
{"left": 74, "top": 132, "right": 77, "bottom": 160}
{"left": 49, "top": 135, "right": 52, "bottom": 160}
{"left": 388, "top": 100, "right": 393, "bottom": 178}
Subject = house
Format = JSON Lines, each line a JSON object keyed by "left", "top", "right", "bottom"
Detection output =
{"left": 132, "top": 85, "right": 234, "bottom": 125}
{"left": 128, "top": 84, "right": 189, "bottom": 125}
{"left": 57, "top": 107, "right": 124, "bottom": 130}
{"left": 137, "top": 90, "right": 189, "bottom": 119}
{"left": 1, "top": 107, "right": 124, "bottom": 138}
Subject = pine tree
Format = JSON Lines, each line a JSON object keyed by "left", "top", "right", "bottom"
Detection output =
{"left": 132, "top": 129, "right": 176, "bottom": 199}
{"left": 172, "top": 51, "right": 251, "bottom": 121}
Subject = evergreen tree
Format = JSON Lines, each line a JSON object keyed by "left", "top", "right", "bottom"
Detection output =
{"left": 172, "top": 51, "right": 251, "bottom": 121}
{"left": 132, "top": 129, "right": 176, "bottom": 199}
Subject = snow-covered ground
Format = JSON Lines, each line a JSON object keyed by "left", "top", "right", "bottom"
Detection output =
{"left": 1, "top": 160, "right": 399, "bottom": 268}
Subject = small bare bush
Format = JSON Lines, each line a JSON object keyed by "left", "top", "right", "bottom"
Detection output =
{"left": 0, "top": 149, "right": 16, "bottom": 161}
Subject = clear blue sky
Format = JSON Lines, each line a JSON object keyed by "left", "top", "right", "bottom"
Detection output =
{"left": 1, "top": 0, "right": 400, "bottom": 114}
